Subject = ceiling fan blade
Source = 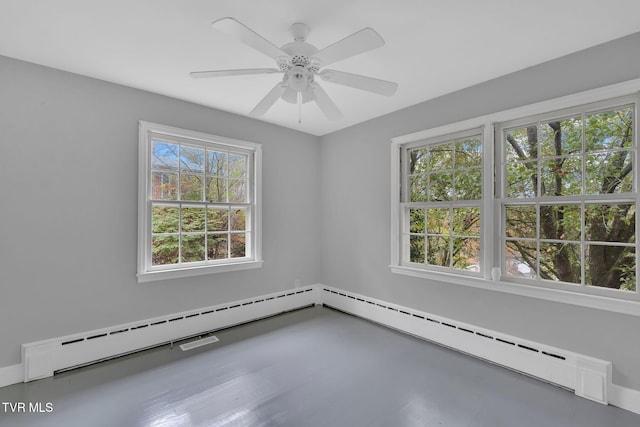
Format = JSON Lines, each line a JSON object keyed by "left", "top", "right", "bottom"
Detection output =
{"left": 319, "top": 69, "right": 398, "bottom": 96}
{"left": 313, "top": 83, "right": 343, "bottom": 121}
{"left": 313, "top": 28, "right": 384, "bottom": 67}
{"left": 212, "top": 17, "right": 290, "bottom": 62}
{"left": 190, "top": 68, "right": 281, "bottom": 78}
{"left": 249, "top": 83, "right": 286, "bottom": 116}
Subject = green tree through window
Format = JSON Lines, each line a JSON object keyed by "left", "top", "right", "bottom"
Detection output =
{"left": 502, "top": 106, "right": 635, "bottom": 291}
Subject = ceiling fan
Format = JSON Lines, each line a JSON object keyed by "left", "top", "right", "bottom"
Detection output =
{"left": 190, "top": 18, "right": 398, "bottom": 122}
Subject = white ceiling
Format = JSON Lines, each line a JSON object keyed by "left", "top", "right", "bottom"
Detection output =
{"left": 2, "top": 0, "right": 640, "bottom": 136}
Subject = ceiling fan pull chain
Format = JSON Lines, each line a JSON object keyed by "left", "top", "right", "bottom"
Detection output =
{"left": 298, "top": 91, "right": 302, "bottom": 124}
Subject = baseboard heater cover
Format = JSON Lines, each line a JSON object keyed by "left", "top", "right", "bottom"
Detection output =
{"left": 21, "top": 287, "right": 316, "bottom": 382}
{"left": 13, "top": 284, "right": 623, "bottom": 410}
{"left": 318, "top": 286, "right": 611, "bottom": 405}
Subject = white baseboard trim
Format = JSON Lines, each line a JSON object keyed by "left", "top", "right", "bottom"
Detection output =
{"left": 609, "top": 384, "right": 640, "bottom": 415}
{"left": 0, "top": 363, "right": 23, "bottom": 388}
{"left": 1, "top": 283, "right": 639, "bottom": 415}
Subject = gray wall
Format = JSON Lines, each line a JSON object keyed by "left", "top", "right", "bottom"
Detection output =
{"left": 0, "top": 55, "right": 321, "bottom": 367}
{"left": 319, "top": 32, "right": 640, "bottom": 389}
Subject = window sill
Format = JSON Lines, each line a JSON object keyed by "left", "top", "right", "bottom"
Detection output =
{"left": 390, "top": 265, "right": 640, "bottom": 317}
{"left": 138, "top": 260, "right": 263, "bottom": 283}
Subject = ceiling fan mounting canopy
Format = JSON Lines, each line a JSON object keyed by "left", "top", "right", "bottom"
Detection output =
{"left": 190, "top": 18, "right": 399, "bottom": 121}
{"left": 289, "top": 22, "right": 310, "bottom": 41}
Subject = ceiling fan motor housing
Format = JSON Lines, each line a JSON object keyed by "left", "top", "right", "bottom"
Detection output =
{"left": 279, "top": 32, "right": 321, "bottom": 103}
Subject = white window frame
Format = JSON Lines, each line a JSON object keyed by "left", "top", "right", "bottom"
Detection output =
{"left": 390, "top": 78, "right": 640, "bottom": 316}
{"left": 399, "top": 127, "right": 485, "bottom": 277}
{"left": 137, "top": 121, "right": 263, "bottom": 282}
{"left": 496, "top": 95, "right": 637, "bottom": 297}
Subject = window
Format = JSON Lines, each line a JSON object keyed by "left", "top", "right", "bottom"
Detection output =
{"left": 400, "top": 128, "right": 483, "bottom": 275}
{"left": 391, "top": 82, "right": 640, "bottom": 312}
{"left": 137, "top": 122, "right": 262, "bottom": 282}
{"left": 497, "top": 97, "right": 636, "bottom": 293}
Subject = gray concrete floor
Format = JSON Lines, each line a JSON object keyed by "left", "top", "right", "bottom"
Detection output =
{"left": 0, "top": 306, "right": 638, "bottom": 426}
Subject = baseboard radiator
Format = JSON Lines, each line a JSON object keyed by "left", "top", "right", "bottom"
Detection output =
{"left": 319, "top": 286, "right": 611, "bottom": 405}
{"left": 21, "top": 287, "right": 316, "bottom": 382}
{"left": 11, "top": 284, "right": 626, "bottom": 409}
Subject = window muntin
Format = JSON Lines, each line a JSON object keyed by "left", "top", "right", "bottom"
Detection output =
{"left": 499, "top": 102, "right": 636, "bottom": 292}
{"left": 402, "top": 130, "right": 483, "bottom": 274}
{"left": 138, "top": 122, "right": 261, "bottom": 281}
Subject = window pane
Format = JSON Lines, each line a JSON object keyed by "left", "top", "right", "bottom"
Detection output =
{"left": 229, "top": 153, "right": 248, "bottom": 178}
{"left": 539, "top": 117, "right": 582, "bottom": 158}
{"left": 180, "top": 174, "right": 203, "bottom": 201}
{"left": 454, "top": 137, "right": 482, "bottom": 168}
{"left": 152, "top": 141, "right": 179, "bottom": 171}
{"left": 540, "top": 156, "right": 582, "bottom": 196}
{"left": 505, "top": 241, "right": 537, "bottom": 278}
{"left": 152, "top": 205, "right": 179, "bottom": 234}
{"left": 182, "top": 234, "right": 205, "bottom": 262}
{"left": 152, "top": 172, "right": 178, "bottom": 200}
{"left": 453, "top": 238, "right": 479, "bottom": 270}
{"left": 585, "top": 203, "right": 635, "bottom": 243}
{"left": 454, "top": 168, "right": 482, "bottom": 200}
{"left": 396, "top": 132, "right": 486, "bottom": 273}
{"left": 586, "top": 245, "right": 635, "bottom": 291}
{"left": 181, "top": 207, "right": 205, "bottom": 233}
{"left": 505, "top": 126, "right": 538, "bottom": 161}
{"left": 539, "top": 242, "right": 581, "bottom": 283}
{"left": 229, "top": 179, "right": 248, "bottom": 203}
{"left": 428, "top": 173, "right": 453, "bottom": 201}
{"left": 207, "top": 207, "right": 228, "bottom": 232}
{"left": 505, "top": 205, "right": 536, "bottom": 238}
{"left": 429, "top": 143, "right": 453, "bottom": 171}
{"left": 452, "top": 208, "right": 480, "bottom": 236}
{"left": 427, "top": 208, "right": 449, "bottom": 234}
{"left": 409, "top": 208, "right": 425, "bottom": 233}
{"left": 410, "top": 235, "right": 425, "bottom": 263}
{"left": 506, "top": 160, "right": 537, "bottom": 197}
{"left": 539, "top": 205, "right": 581, "bottom": 241}
{"left": 230, "top": 233, "right": 246, "bottom": 258}
{"left": 408, "top": 148, "right": 428, "bottom": 175}
{"left": 206, "top": 177, "right": 227, "bottom": 202}
{"left": 585, "top": 151, "right": 633, "bottom": 194}
{"left": 427, "top": 236, "right": 450, "bottom": 266}
{"left": 409, "top": 174, "right": 428, "bottom": 202}
{"left": 152, "top": 235, "right": 179, "bottom": 265}
{"left": 231, "top": 208, "right": 246, "bottom": 231}
{"left": 206, "top": 150, "right": 227, "bottom": 176}
{"left": 500, "top": 104, "right": 637, "bottom": 290}
{"left": 180, "top": 145, "right": 205, "bottom": 174}
{"left": 207, "top": 234, "right": 228, "bottom": 260}
{"left": 585, "top": 107, "right": 633, "bottom": 152}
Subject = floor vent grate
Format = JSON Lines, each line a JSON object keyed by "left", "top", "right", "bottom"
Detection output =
{"left": 179, "top": 335, "right": 219, "bottom": 352}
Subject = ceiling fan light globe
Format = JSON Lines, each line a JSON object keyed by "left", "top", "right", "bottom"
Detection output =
{"left": 282, "top": 87, "right": 298, "bottom": 104}
{"left": 288, "top": 76, "right": 307, "bottom": 91}
{"left": 302, "top": 88, "right": 316, "bottom": 104}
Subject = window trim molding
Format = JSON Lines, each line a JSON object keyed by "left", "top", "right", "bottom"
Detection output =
{"left": 390, "top": 77, "right": 640, "bottom": 316}
{"left": 137, "top": 121, "right": 263, "bottom": 283}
